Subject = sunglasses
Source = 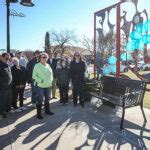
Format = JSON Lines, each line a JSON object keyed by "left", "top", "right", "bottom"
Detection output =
{"left": 41, "top": 56, "right": 47, "bottom": 59}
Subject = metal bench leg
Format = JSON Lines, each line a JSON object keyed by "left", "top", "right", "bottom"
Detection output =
{"left": 140, "top": 105, "right": 147, "bottom": 122}
{"left": 120, "top": 108, "right": 125, "bottom": 130}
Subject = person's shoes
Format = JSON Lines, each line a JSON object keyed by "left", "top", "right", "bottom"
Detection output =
{"left": 45, "top": 111, "right": 54, "bottom": 115}
{"left": 81, "top": 103, "right": 84, "bottom": 108}
{"left": 15, "top": 108, "right": 22, "bottom": 113}
{"left": 37, "top": 115, "right": 43, "bottom": 119}
{"left": 32, "top": 103, "right": 36, "bottom": 109}
{"left": 14, "top": 106, "right": 19, "bottom": 109}
{"left": 23, "top": 97, "right": 27, "bottom": 100}
{"left": 20, "top": 106, "right": 27, "bottom": 111}
{"left": 37, "top": 104, "right": 43, "bottom": 119}
{"left": 74, "top": 103, "right": 77, "bottom": 107}
{"left": 44, "top": 102, "right": 54, "bottom": 115}
{"left": 52, "top": 97, "right": 57, "bottom": 99}
{"left": 9, "top": 109, "right": 16, "bottom": 113}
{"left": 80, "top": 101, "right": 84, "bottom": 108}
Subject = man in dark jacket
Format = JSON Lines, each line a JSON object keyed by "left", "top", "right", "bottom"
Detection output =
{"left": 26, "top": 50, "right": 40, "bottom": 107}
{"left": 70, "top": 51, "right": 86, "bottom": 108}
{"left": 47, "top": 51, "right": 53, "bottom": 68}
{"left": 51, "top": 52, "right": 58, "bottom": 99}
{"left": 0, "top": 53, "right": 12, "bottom": 119}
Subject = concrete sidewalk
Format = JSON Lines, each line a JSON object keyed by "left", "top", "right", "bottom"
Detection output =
{"left": 0, "top": 91, "right": 150, "bottom": 150}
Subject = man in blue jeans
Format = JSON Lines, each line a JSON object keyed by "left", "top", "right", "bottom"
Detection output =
{"left": 0, "top": 53, "right": 12, "bottom": 119}
{"left": 26, "top": 50, "right": 40, "bottom": 108}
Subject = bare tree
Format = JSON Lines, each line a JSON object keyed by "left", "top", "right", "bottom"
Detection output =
{"left": 102, "top": 32, "right": 115, "bottom": 56}
{"left": 82, "top": 36, "right": 94, "bottom": 56}
{"left": 49, "top": 29, "right": 77, "bottom": 55}
{"left": 81, "top": 32, "right": 115, "bottom": 58}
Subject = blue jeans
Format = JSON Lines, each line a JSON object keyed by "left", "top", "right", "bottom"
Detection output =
{"left": 31, "top": 83, "right": 38, "bottom": 104}
{"left": 36, "top": 87, "right": 51, "bottom": 105}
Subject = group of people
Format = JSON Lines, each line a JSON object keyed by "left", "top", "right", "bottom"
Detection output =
{"left": 0, "top": 50, "right": 87, "bottom": 120}
{"left": 0, "top": 51, "right": 27, "bottom": 119}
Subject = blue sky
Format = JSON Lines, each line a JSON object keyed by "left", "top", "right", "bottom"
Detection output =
{"left": 0, "top": 0, "right": 117, "bottom": 51}
{"left": 0, "top": 0, "right": 149, "bottom": 51}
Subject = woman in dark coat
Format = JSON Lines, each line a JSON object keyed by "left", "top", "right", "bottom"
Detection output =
{"left": 70, "top": 51, "right": 86, "bottom": 108}
{"left": 11, "top": 57, "right": 27, "bottom": 112}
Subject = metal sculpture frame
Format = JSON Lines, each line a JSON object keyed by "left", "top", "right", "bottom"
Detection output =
{"left": 93, "top": 0, "right": 149, "bottom": 78}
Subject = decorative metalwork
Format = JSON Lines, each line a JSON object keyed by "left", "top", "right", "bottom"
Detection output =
{"left": 94, "top": 0, "right": 149, "bottom": 77}
{"left": 10, "top": 9, "right": 25, "bottom": 17}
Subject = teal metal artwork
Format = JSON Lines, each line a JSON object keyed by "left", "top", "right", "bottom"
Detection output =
{"left": 110, "top": 65, "right": 116, "bottom": 73}
{"left": 135, "top": 40, "right": 145, "bottom": 50}
{"left": 130, "top": 31, "right": 141, "bottom": 40}
{"left": 142, "top": 34, "right": 150, "bottom": 44}
{"left": 126, "top": 41, "right": 136, "bottom": 51}
{"left": 135, "top": 23, "right": 144, "bottom": 33}
{"left": 103, "top": 66, "right": 111, "bottom": 75}
{"left": 144, "top": 20, "right": 150, "bottom": 32}
{"left": 121, "top": 52, "right": 132, "bottom": 61}
{"left": 108, "top": 56, "right": 117, "bottom": 65}
{"left": 127, "top": 20, "right": 150, "bottom": 51}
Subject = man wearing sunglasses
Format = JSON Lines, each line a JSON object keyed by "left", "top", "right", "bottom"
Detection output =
{"left": 0, "top": 53, "right": 12, "bottom": 120}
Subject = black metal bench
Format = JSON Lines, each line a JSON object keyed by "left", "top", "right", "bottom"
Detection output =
{"left": 90, "top": 76, "right": 147, "bottom": 130}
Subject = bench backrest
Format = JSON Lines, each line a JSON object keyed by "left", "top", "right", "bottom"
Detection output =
{"left": 100, "top": 76, "right": 147, "bottom": 106}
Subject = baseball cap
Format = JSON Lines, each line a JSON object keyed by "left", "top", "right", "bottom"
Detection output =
{"left": 34, "top": 50, "right": 40, "bottom": 55}
{"left": 16, "top": 50, "right": 21, "bottom": 54}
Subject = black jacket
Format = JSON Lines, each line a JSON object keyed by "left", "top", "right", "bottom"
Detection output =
{"left": 52, "top": 58, "right": 58, "bottom": 78}
{"left": 56, "top": 67, "right": 70, "bottom": 86}
{"left": 47, "top": 58, "right": 53, "bottom": 68}
{"left": 0, "top": 60, "right": 12, "bottom": 89}
{"left": 11, "top": 65, "right": 26, "bottom": 87}
{"left": 26, "top": 57, "right": 38, "bottom": 83}
{"left": 70, "top": 60, "right": 86, "bottom": 81}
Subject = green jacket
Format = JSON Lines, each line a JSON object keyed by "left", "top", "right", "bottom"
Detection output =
{"left": 32, "top": 63, "right": 53, "bottom": 88}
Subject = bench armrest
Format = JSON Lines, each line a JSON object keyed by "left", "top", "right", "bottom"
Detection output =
{"left": 120, "top": 91, "right": 140, "bottom": 107}
{"left": 123, "top": 91, "right": 139, "bottom": 97}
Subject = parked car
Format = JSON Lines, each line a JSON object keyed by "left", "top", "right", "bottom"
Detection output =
{"left": 120, "top": 64, "right": 128, "bottom": 72}
{"left": 103, "top": 64, "right": 128, "bottom": 74}
{"left": 142, "top": 63, "right": 150, "bottom": 71}
{"left": 137, "top": 63, "right": 145, "bottom": 71}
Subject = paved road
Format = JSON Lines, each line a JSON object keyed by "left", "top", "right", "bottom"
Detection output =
{"left": 0, "top": 91, "right": 150, "bottom": 150}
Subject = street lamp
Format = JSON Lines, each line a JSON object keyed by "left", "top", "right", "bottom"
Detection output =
{"left": 6, "top": 0, "right": 34, "bottom": 53}
{"left": 20, "top": 0, "right": 34, "bottom": 7}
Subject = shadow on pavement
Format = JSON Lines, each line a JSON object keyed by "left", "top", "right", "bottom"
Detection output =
{"left": 0, "top": 99, "right": 149, "bottom": 150}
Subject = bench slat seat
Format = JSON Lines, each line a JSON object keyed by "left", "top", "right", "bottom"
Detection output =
{"left": 91, "top": 92, "right": 143, "bottom": 108}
